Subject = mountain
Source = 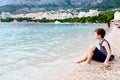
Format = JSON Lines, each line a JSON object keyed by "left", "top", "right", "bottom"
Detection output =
{"left": 0, "top": 0, "right": 104, "bottom": 7}
{"left": 90, "top": 0, "right": 120, "bottom": 11}
{"left": 0, "top": 0, "right": 120, "bottom": 13}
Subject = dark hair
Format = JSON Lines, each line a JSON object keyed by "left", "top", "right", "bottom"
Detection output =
{"left": 94, "top": 28, "right": 106, "bottom": 38}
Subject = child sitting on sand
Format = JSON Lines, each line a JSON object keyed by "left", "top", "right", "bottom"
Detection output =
{"left": 75, "top": 28, "right": 114, "bottom": 68}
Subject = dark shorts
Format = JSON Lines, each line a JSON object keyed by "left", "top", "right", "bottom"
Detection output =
{"left": 92, "top": 47, "right": 114, "bottom": 62}
{"left": 118, "top": 26, "right": 120, "bottom": 28}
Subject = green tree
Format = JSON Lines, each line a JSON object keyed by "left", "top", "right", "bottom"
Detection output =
{"left": 1, "top": 18, "right": 14, "bottom": 22}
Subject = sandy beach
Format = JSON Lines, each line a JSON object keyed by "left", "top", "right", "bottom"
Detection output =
{"left": 64, "top": 27, "right": 120, "bottom": 80}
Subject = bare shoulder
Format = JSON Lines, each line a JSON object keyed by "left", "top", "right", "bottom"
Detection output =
{"left": 102, "top": 41, "right": 108, "bottom": 47}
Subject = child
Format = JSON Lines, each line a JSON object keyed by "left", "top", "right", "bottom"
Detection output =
{"left": 75, "top": 28, "right": 114, "bottom": 68}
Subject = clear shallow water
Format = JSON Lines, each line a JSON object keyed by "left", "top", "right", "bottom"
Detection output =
{"left": 0, "top": 23, "right": 106, "bottom": 80}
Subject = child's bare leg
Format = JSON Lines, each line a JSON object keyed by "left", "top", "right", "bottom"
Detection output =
{"left": 86, "top": 45, "right": 96, "bottom": 64}
{"left": 75, "top": 54, "right": 88, "bottom": 63}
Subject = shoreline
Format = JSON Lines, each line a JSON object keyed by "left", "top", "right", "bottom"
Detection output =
{"left": 0, "top": 22, "right": 107, "bottom": 25}
{"left": 64, "top": 27, "right": 120, "bottom": 80}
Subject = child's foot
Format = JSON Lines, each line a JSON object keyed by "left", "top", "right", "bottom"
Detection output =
{"left": 72, "top": 57, "right": 87, "bottom": 64}
{"left": 80, "top": 61, "right": 89, "bottom": 64}
{"left": 72, "top": 60, "right": 84, "bottom": 64}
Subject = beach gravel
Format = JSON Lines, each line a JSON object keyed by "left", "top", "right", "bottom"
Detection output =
{"left": 64, "top": 28, "right": 120, "bottom": 80}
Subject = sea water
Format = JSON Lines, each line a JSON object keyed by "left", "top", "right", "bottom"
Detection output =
{"left": 0, "top": 23, "right": 107, "bottom": 80}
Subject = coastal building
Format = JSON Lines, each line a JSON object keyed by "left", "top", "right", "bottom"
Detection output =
{"left": 11, "top": 9, "right": 99, "bottom": 20}
{"left": 78, "top": 10, "right": 99, "bottom": 18}
{"left": 43, "top": 12, "right": 47, "bottom": 18}
{"left": 78, "top": 12, "right": 86, "bottom": 18}
{"left": 87, "top": 10, "right": 99, "bottom": 16}
{"left": 1, "top": 12, "right": 11, "bottom": 19}
{"left": 12, "top": 12, "right": 44, "bottom": 19}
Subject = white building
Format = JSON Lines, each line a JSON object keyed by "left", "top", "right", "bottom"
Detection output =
{"left": 11, "top": 12, "right": 45, "bottom": 19}
{"left": 78, "top": 10, "right": 99, "bottom": 18}
{"left": 87, "top": 10, "right": 99, "bottom": 16}
{"left": 78, "top": 12, "right": 87, "bottom": 18}
{"left": 2, "top": 12, "right": 11, "bottom": 19}
{"left": 11, "top": 9, "right": 99, "bottom": 20}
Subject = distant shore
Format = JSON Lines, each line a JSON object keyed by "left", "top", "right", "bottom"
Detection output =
{"left": 0, "top": 21, "right": 107, "bottom": 25}
{"left": 63, "top": 27, "right": 120, "bottom": 80}
{"left": 1, "top": 11, "right": 115, "bottom": 24}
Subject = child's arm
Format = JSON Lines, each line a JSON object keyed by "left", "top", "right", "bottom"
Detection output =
{"left": 103, "top": 42, "right": 111, "bottom": 68}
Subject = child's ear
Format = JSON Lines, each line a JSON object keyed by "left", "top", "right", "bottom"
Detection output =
{"left": 98, "top": 34, "right": 101, "bottom": 37}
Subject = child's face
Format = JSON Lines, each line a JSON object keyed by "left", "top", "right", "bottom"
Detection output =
{"left": 114, "top": 20, "right": 120, "bottom": 26}
{"left": 94, "top": 32, "right": 100, "bottom": 39}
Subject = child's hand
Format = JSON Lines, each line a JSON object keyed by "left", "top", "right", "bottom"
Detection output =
{"left": 103, "top": 61, "right": 110, "bottom": 68}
